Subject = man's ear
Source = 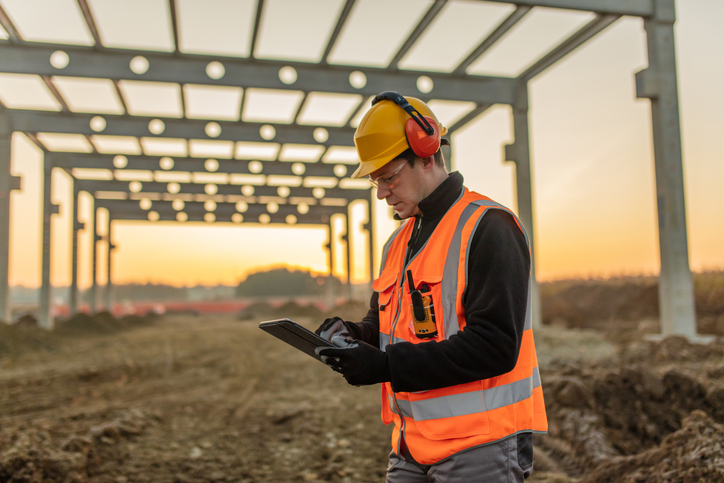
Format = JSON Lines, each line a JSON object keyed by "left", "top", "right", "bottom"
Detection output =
{"left": 420, "top": 155, "right": 435, "bottom": 171}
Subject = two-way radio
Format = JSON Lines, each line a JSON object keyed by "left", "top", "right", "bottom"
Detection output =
{"left": 407, "top": 270, "right": 438, "bottom": 339}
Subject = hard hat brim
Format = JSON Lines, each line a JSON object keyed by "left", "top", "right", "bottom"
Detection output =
{"left": 351, "top": 137, "right": 450, "bottom": 179}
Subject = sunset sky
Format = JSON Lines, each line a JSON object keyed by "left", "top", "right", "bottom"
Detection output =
{"left": 4, "top": 0, "right": 723, "bottom": 290}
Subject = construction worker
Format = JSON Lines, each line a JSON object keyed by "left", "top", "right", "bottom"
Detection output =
{"left": 316, "top": 92, "right": 547, "bottom": 482}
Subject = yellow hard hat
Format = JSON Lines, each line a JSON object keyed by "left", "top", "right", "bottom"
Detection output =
{"left": 352, "top": 92, "right": 448, "bottom": 178}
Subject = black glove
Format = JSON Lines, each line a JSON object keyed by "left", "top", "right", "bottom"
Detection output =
{"left": 315, "top": 316, "right": 361, "bottom": 345}
{"left": 316, "top": 340, "right": 390, "bottom": 386}
{"left": 315, "top": 317, "right": 346, "bottom": 338}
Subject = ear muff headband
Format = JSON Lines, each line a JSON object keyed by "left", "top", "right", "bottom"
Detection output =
{"left": 371, "top": 91, "right": 441, "bottom": 158}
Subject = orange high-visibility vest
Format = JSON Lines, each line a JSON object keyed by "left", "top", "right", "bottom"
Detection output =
{"left": 372, "top": 188, "right": 547, "bottom": 465}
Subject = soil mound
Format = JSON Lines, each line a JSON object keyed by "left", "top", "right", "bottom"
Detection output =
{"left": 237, "top": 301, "right": 276, "bottom": 320}
{"left": 119, "top": 312, "right": 159, "bottom": 327}
{"left": 581, "top": 410, "right": 724, "bottom": 482}
{"left": 0, "top": 409, "right": 153, "bottom": 482}
{"left": 54, "top": 311, "right": 157, "bottom": 336}
{"left": 55, "top": 311, "right": 120, "bottom": 335}
{"left": 325, "top": 300, "right": 370, "bottom": 321}
{"left": 0, "top": 322, "right": 57, "bottom": 357}
{"left": 542, "top": 278, "right": 658, "bottom": 328}
{"left": 541, "top": 271, "right": 724, "bottom": 336}
{"left": 541, "top": 336, "right": 724, "bottom": 478}
{"left": 274, "top": 300, "right": 323, "bottom": 318}
{"left": 15, "top": 314, "right": 39, "bottom": 328}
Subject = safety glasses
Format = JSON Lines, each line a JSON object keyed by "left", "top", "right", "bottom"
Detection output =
{"left": 369, "top": 161, "right": 407, "bottom": 190}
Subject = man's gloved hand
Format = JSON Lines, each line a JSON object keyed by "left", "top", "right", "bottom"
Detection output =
{"left": 315, "top": 317, "right": 351, "bottom": 346}
{"left": 315, "top": 340, "right": 390, "bottom": 387}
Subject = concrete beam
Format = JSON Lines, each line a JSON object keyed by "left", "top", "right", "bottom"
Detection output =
{"left": 454, "top": 6, "right": 532, "bottom": 75}
{"left": 520, "top": 14, "right": 620, "bottom": 82}
{"left": 0, "top": 45, "right": 519, "bottom": 105}
{"left": 321, "top": 0, "right": 356, "bottom": 64}
{"left": 480, "top": 0, "right": 653, "bottom": 17}
{"left": 94, "top": 198, "right": 348, "bottom": 219}
{"left": 75, "top": 179, "right": 370, "bottom": 201}
{"left": 388, "top": 0, "right": 446, "bottom": 70}
{"left": 10, "top": 110, "right": 356, "bottom": 147}
{"left": 102, "top": 208, "right": 341, "bottom": 225}
{"left": 447, "top": 104, "right": 493, "bottom": 134}
{"left": 48, "top": 153, "right": 352, "bottom": 178}
{"left": 0, "top": 3, "right": 21, "bottom": 42}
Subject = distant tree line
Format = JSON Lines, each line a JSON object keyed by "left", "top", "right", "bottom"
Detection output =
{"left": 11, "top": 268, "right": 346, "bottom": 304}
{"left": 235, "top": 267, "right": 342, "bottom": 297}
{"left": 88, "top": 284, "right": 188, "bottom": 302}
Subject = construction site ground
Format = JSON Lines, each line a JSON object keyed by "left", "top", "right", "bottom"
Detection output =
{"left": 1, "top": 299, "right": 724, "bottom": 482}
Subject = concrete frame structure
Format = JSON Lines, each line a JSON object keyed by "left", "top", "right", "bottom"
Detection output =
{"left": 0, "top": 0, "right": 701, "bottom": 340}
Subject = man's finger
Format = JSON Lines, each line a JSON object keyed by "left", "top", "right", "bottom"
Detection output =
{"left": 318, "top": 351, "right": 340, "bottom": 362}
{"left": 316, "top": 347, "right": 346, "bottom": 358}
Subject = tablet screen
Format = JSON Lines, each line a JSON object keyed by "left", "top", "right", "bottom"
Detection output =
{"left": 259, "top": 318, "right": 333, "bottom": 362}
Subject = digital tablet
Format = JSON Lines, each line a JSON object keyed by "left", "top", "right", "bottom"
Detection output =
{"left": 258, "top": 318, "right": 334, "bottom": 362}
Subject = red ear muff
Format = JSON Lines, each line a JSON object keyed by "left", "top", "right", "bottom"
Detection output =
{"left": 372, "top": 92, "right": 442, "bottom": 159}
{"left": 405, "top": 115, "right": 440, "bottom": 158}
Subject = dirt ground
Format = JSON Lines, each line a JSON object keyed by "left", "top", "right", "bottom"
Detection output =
{"left": 2, "top": 304, "right": 724, "bottom": 482}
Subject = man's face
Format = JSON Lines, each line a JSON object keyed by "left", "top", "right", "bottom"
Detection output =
{"left": 370, "top": 157, "right": 426, "bottom": 219}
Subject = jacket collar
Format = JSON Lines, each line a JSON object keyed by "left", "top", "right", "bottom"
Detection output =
{"left": 394, "top": 171, "right": 464, "bottom": 221}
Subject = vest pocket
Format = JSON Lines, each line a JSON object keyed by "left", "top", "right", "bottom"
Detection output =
{"left": 406, "top": 275, "right": 444, "bottom": 341}
{"left": 373, "top": 271, "right": 398, "bottom": 313}
{"left": 406, "top": 382, "right": 491, "bottom": 440}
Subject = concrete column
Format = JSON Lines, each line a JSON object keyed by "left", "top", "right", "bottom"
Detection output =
{"left": 442, "top": 143, "right": 452, "bottom": 172}
{"left": 325, "top": 223, "right": 334, "bottom": 277}
{"left": 504, "top": 83, "right": 541, "bottom": 330}
{"left": 105, "top": 217, "right": 114, "bottom": 313}
{"left": 0, "top": 113, "right": 20, "bottom": 323}
{"left": 324, "top": 222, "right": 335, "bottom": 306}
{"left": 91, "top": 203, "right": 99, "bottom": 313}
{"left": 635, "top": 0, "right": 698, "bottom": 339}
{"left": 366, "top": 198, "right": 375, "bottom": 283}
{"left": 69, "top": 185, "right": 82, "bottom": 315}
{"left": 39, "top": 158, "right": 59, "bottom": 329}
{"left": 344, "top": 211, "right": 353, "bottom": 299}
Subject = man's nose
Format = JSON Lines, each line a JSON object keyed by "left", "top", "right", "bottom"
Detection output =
{"left": 376, "top": 185, "right": 390, "bottom": 200}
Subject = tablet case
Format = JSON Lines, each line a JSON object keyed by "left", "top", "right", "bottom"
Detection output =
{"left": 258, "top": 318, "right": 333, "bottom": 362}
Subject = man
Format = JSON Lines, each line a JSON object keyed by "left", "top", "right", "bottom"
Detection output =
{"left": 316, "top": 92, "right": 547, "bottom": 482}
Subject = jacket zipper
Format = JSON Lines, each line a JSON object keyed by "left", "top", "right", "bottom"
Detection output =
{"left": 390, "top": 215, "right": 423, "bottom": 454}
{"left": 386, "top": 192, "right": 464, "bottom": 454}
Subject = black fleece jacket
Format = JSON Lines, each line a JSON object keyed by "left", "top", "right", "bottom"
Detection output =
{"left": 345, "top": 172, "right": 531, "bottom": 393}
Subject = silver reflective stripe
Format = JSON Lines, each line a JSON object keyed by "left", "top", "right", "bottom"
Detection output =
{"left": 379, "top": 332, "right": 407, "bottom": 350}
{"left": 532, "top": 365, "right": 541, "bottom": 387}
{"left": 469, "top": 201, "right": 530, "bottom": 247}
{"left": 380, "top": 333, "right": 391, "bottom": 351}
{"left": 379, "top": 222, "right": 407, "bottom": 277}
{"left": 524, "top": 277, "right": 532, "bottom": 331}
{"left": 377, "top": 224, "right": 407, "bottom": 352}
{"left": 441, "top": 203, "right": 482, "bottom": 339}
{"left": 485, "top": 366, "right": 541, "bottom": 412}
{"left": 389, "top": 395, "right": 399, "bottom": 415}
{"left": 405, "top": 187, "right": 467, "bottom": 271}
{"left": 389, "top": 367, "right": 542, "bottom": 421}
{"left": 465, "top": 202, "right": 532, "bottom": 332}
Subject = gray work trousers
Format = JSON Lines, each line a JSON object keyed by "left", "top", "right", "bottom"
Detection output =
{"left": 386, "top": 433, "right": 533, "bottom": 483}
